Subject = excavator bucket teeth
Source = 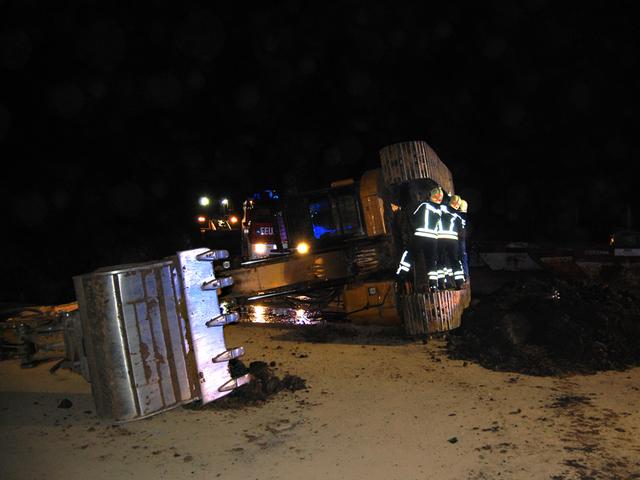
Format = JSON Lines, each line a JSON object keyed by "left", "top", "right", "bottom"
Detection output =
{"left": 219, "top": 373, "right": 253, "bottom": 392}
{"left": 212, "top": 346, "right": 245, "bottom": 363}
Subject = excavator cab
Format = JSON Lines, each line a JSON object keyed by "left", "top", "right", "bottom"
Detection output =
{"left": 283, "top": 179, "right": 366, "bottom": 251}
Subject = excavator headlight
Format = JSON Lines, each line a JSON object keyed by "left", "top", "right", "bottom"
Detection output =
{"left": 296, "top": 242, "right": 310, "bottom": 255}
{"left": 253, "top": 243, "right": 267, "bottom": 254}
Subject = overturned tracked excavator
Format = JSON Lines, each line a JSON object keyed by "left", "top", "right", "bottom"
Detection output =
{"left": 224, "top": 140, "right": 471, "bottom": 334}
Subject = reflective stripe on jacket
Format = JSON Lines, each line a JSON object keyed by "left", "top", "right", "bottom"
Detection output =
{"left": 395, "top": 250, "right": 411, "bottom": 275}
{"left": 439, "top": 204, "right": 462, "bottom": 240}
{"left": 413, "top": 201, "right": 441, "bottom": 239}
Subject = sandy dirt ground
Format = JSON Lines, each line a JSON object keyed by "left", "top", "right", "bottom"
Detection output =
{"left": 1, "top": 323, "right": 640, "bottom": 480}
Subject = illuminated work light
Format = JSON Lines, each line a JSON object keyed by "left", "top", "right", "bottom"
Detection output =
{"left": 199, "top": 196, "right": 210, "bottom": 207}
{"left": 253, "top": 243, "right": 267, "bottom": 254}
{"left": 296, "top": 242, "right": 310, "bottom": 254}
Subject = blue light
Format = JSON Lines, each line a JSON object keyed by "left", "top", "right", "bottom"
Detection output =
{"left": 250, "top": 190, "right": 279, "bottom": 201}
{"left": 312, "top": 224, "right": 336, "bottom": 239}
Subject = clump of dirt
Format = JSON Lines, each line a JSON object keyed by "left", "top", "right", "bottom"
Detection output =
{"left": 447, "top": 274, "right": 640, "bottom": 375}
{"left": 187, "top": 360, "right": 307, "bottom": 410}
{"left": 57, "top": 398, "right": 73, "bottom": 409}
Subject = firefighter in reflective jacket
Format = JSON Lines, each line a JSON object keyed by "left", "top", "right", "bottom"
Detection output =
{"left": 439, "top": 195, "right": 465, "bottom": 289}
{"left": 458, "top": 199, "right": 469, "bottom": 280}
{"left": 412, "top": 186, "right": 443, "bottom": 292}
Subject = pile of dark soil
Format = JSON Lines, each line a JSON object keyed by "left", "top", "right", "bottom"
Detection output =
{"left": 186, "top": 360, "right": 307, "bottom": 410}
{"left": 447, "top": 275, "right": 640, "bottom": 375}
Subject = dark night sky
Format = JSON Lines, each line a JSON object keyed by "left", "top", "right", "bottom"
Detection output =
{"left": 1, "top": 0, "right": 638, "bottom": 303}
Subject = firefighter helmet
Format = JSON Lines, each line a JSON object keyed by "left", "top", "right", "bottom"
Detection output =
{"left": 429, "top": 186, "right": 443, "bottom": 203}
{"left": 459, "top": 199, "right": 468, "bottom": 213}
{"left": 449, "top": 195, "right": 462, "bottom": 210}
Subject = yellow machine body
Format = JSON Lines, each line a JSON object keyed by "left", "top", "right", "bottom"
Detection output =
{"left": 343, "top": 280, "right": 400, "bottom": 325}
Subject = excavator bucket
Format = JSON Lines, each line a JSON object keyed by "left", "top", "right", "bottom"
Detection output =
{"left": 72, "top": 248, "right": 248, "bottom": 423}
